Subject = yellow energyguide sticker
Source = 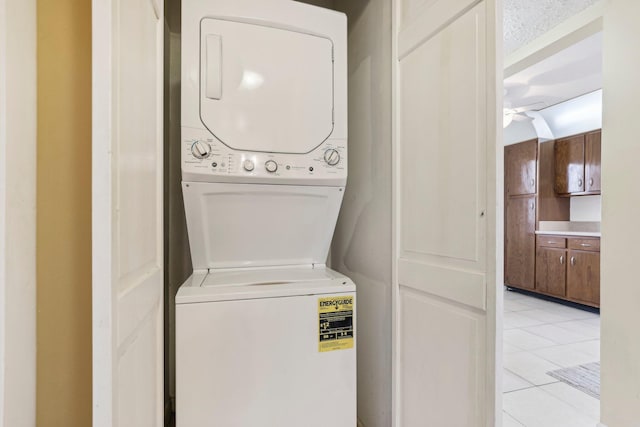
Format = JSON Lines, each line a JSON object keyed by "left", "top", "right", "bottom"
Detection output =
{"left": 318, "top": 296, "right": 354, "bottom": 352}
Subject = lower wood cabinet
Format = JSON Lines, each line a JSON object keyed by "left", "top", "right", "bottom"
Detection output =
{"left": 567, "top": 249, "right": 601, "bottom": 306}
{"left": 535, "top": 247, "right": 566, "bottom": 297}
{"left": 531, "top": 235, "right": 600, "bottom": 307}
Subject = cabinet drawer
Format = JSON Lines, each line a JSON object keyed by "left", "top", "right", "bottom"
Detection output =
{"left": 569, "top": 238, "right": 600, "bottom": 252}
{"left": 537, "top": 236, "right": 567, "bottom": 248}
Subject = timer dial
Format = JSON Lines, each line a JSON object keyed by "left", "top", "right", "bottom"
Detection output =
{"left": 324, "top": 149, "right": 340, "bottom": 166}
{"left": 191, "top": 141, "right": 211, "bottom": 159}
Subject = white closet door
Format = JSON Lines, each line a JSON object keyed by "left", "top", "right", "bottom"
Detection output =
{"left": 394, "top": 0, "right": 501, "bottom": 426}
{"left": 92, "top": 0, "right": 164, "bottom": 426}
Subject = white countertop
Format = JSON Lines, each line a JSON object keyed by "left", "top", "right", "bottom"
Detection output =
{"left": 535, "top": 230, "right": 601, "bottom": 237}
{"left": 536, "top": 221, "right": 601, "bottom": 238}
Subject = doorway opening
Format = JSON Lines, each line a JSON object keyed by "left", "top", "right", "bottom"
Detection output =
{"left": 501, "top": 2, "right": 603, "bottom": 425}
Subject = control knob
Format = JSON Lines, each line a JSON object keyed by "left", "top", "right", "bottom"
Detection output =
{"left": 243, "top": 159, "right": 255, "bottom": 172}
{"left": 324, "top": 149, "right": 340, "bottom": 166}
{"left": 191, "top": 141, "right": 211, "bottom": 159}
{"left": 265, "top": 160, "right": 278, "bottom": 173}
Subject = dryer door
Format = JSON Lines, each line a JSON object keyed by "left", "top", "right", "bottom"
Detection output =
{"left": 200, "top": 18, "right": 334, "bottom": 154}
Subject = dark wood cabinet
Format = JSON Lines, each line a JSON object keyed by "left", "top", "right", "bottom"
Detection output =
{"left": 585, "top": 130, "right": 602, "bottom": 193}
{"left": 555, "top": 135, "right": 585, "bottom": 194}
{"left": 505, "top": 196, "right": 536, "bottom": 290}
{"left": 505, "top": 140, "right": 569, "bottom": 293}
{"left": 535, "top": 247, "right": 567, "bottom": 297}
{"left": 505, "top": 139, "right": 537, "bottom": 196}
{"left": 533, "top": 235, "right": 600, "bottom": 307}
{"left": 537, "top": 141, "right": 571, "bottom": 222}
{"left": 567, "top": 238, "right": 601, "bottom": 307}
{"left": 554, "top": 130, "right": 601, "bottom": 196}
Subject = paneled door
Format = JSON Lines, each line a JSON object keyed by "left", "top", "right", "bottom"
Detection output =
{"left": 394, "top": 0, "right": 500, "bottom": 426}
{"left": 92, "top": 0, "right": 164, "bottom": 426}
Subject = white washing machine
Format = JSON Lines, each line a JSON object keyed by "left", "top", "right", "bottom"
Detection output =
{"left": 176, "top": 1, "right": 355, "bottom": 426}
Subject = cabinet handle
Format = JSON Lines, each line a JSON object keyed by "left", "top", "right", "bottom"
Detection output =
{"left": 578, "top": 179, "right": 583, "bottom": 187}
{"left": 589, "top": 178, "right": 594, "bottom": 187}
{"left": 560, "top": 255, "right": 564, "bottom": 265}
{"left": 530, "top": 178, "right": 535, "bottom": 187}
{"left": 547, "top": 241, "right": 555, "bottom": 245}
{"left": 570, "top": 256, "right": 576, "bottom": 266}
{"left": 531, "top": 202, "right": 535, "bottom": 211}
{"left": 580, "top": 243, "right": 592, "bottom": 247}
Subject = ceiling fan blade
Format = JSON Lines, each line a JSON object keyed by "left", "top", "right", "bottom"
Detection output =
{"left": 513, "top": 113, "right": 534, "bottom": 122}
{"left": 512, "top": 102, "right": 547, "bottom": 113}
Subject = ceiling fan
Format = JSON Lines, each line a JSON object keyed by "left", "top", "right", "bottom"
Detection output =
{"left": 503, "top": 102, "right": 546, "bottom": 128}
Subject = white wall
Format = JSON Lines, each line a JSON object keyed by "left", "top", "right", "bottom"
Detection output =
{"left": 570, "top": 195, "right": 601, "bottom": 221}
{"left": 505, "top": 89, "right": 603, "bottom": 145}
{"left": 538, "top": 89, "right": 602, "bottom": 138}
{"left": 504, "top": 90, "right": 602, "bottom": 146}
{"left": 331, "top": 1, "right": 393, "bottom": 426}
{"left": 0, "top": 0, "right": 37, "bottom": 425}
{"left": 600, "top": 1, "right": 640, "bottom": 425}
{"left": 503, "top": 119, "right": 538, "bottom": 145}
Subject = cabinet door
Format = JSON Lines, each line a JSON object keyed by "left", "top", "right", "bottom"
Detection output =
{"left": 585, "top": 130, "right": 602, "bottom": 193}
{"left": 505, "top": 139, "right": 537, "bottom": 196}
{"left": 555, "top": 135, "right": 585, "bottom": 194}
{"left": 505, "top": 196, "right": 536, "bottom": 290}
{"left": 535, "top": 247, "right": 567, "bottom": 297}
{"left": 567, "top": 250, "right": 600, "bottom": 306}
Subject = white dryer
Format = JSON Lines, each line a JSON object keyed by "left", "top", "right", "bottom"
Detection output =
{"left": 176, "top": 1, "right": 355, "bottom": 426}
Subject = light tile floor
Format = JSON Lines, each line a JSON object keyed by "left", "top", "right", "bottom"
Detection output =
{"left": 503, "top": 288, "right": 601, "bottom": 427}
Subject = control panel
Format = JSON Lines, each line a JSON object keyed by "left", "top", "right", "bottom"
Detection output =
{"left": 182, "top": 127, "right": 347, "bottom": 185}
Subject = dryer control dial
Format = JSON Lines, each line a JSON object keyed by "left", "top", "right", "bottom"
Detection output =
{"left": 265, "top": 160, "right": 278, "bottom": 173}
{"left": 191, "top": 141, "right": 211, "bottom": 159}
{"left": 243, "top": 159, "right": 255, "bottom": 172}
{"left": 324, "top": 149, "right": 341, "bottom": 166}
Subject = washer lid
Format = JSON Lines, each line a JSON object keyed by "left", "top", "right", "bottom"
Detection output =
{"left": 176, "top": 267, "right": 355, "bottom": 304}
{"left": 200, "top": 18, "right": 334, "bottom": 154}
{"left": 182, "top": 182, "right": 344, "bottom": 270}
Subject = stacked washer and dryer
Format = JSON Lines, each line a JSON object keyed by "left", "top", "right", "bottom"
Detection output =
{"left": 176, "top": 1, "right": 355, "bottom": 426}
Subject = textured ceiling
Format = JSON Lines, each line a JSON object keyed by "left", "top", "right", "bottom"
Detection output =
{"left": 504, "top": 0, "right": 599, "bottom": 55}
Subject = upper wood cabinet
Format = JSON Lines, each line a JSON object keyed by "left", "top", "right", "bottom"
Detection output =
{"left": 585, "top": 130, "right": 602, "bottom": 193}
{"left": 554, "top": 130, "right": 602, "bottom": 196}
{"left": 505, "top": 139, "right": 537, "bottom": 196}
{"left": 554, "top": 135, "right": 585, "bottom": 194}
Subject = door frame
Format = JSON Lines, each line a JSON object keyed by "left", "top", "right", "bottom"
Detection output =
{"left": 502, "top": 6, "right": 605, "bottom": 426}
{"left": 0, "top": 0, "right": 37, "bottom": 425}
